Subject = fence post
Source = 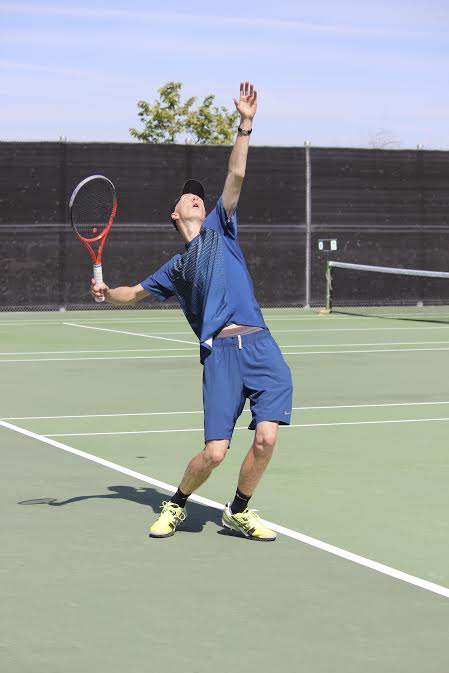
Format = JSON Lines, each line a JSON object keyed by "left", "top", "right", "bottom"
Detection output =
{"left": 58, "top": 137, "right": 67, "bottom": 309}
{"left": 304, "top": 140, "right": 312, "bottom": 307}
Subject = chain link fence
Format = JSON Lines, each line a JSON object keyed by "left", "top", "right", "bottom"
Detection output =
{"left": 1, "top": 142, "right": 448, "bottom": 310}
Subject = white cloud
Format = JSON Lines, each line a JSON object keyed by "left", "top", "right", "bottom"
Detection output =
{"left": 0, "top": 59, "right": 145, "bottom": 85}
{"left": 0, "top": 2, "right": 448, "bottom": 40}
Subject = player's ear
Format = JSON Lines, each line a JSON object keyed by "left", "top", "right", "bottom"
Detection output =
{"left": 171, "top": 211, "right": 179, "bottom": 221}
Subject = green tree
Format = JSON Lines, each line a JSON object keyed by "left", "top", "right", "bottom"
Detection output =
{"left": 130, "top": 82, "right": 238, "bottom": 145}
{"left": 130, "top": 82, "right": 195, "bottom": 143}
{"left": 185, "top": 94, "right": 238, "bottom": 145}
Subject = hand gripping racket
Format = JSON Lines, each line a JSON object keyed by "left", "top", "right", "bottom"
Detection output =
{"left": 69, "top": 175, "right": 117, "bottom": 302}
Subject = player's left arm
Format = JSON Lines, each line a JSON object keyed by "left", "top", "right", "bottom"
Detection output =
{"left": 221, "top": 81, "right": 257, "bottom": 218}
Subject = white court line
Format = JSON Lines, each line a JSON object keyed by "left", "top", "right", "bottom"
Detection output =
{"left": 4, "top": 400, "right": 449, "bottom": 422}
{"left": 0, "top": 315, "right": 372, "bottom": 326}
{"left": 1, "top": 419, "right": 448, "bottom": 600}
{"left": 0, "top": 312, "right": 447, "bottom": 327}
{"left": 7, "top": 323, "right": 449, "bottom": 342}
{"left": 63, "top": 322, "right": 197, "bottom": 345}
{"left": 0, "top": 355, "right": 199, "bottom": 362}
{"left": 283, "top": 347, "right": 449, "bottom": 355}
{"left": 62, "top": 324, "right": 449, "bottom": 335}
{"left": 281, "top": 340, "right": 449, "bottom": 348}
{"left": 279, "top": 326, "right": 449, "bottom": 333}
{"left": 2, "top": 340, "right": 449, "bottom": 357}
{"left": 45, "top": 416, "right": 449, "bottom": 437}
{"left": 0, "top": 321, "right": 448, "bottom": 335}
{"left": 0, "top": 316, "right": 314, "bottom": 326}
{"left": 0, "top": 348, "right": 197, "bottom": 355}
{"left": 3, "top": 345, "right": 449, "bottom": 363}
{"left": 0, "top": 315, "right": 326, "bottom": 327}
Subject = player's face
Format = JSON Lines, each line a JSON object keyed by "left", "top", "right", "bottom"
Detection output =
{"left": 175, "top": 193, "right": 205, "bottom": 222}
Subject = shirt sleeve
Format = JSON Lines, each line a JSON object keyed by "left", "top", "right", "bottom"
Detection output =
{"left": 140, "top": 256, "right": 178, "bottom": 302}
{"left": 203, "top": 197, "right": 238, "bottom": 237}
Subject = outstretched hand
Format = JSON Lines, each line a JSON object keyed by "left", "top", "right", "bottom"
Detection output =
{"left": 90, "top": 277, "right": 109, "bottom": 302}
{"left": 233, "top": 81, "right": 257, "bottom": 121}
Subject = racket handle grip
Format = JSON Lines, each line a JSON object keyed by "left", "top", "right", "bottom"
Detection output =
{"left": 93, "top": 263, "right": 105, "bottom": 303}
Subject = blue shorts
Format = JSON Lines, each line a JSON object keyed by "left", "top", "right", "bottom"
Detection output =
{"left": 202, "top": 330, "right": 293, "bottom": 442}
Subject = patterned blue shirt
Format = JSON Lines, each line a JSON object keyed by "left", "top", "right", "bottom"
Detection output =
{"left": 140, "top": 198, "right": 266, "bottom": 361}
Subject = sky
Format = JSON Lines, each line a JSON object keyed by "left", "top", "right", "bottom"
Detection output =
{"left": 1, "top": 0, "right": 448, "bottom": 148}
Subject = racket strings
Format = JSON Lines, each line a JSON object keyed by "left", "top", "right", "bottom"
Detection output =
{"left": 71, "top": 178, "right": 115, "bottom": 239}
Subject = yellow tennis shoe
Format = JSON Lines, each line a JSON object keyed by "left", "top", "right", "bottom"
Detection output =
{"left": 222, "top": 503, "right": 276, "bottom": 541}
{"left": 149, "top": 501, "right": 186, "bottom": 538}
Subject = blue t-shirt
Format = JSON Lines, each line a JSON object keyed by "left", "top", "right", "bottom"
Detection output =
{"left": 140, "top": 198, "right": 266, "bottom": 360}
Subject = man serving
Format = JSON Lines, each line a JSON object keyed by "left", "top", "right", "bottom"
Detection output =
{"left": 91, "top": 82, "right": 293, "bottom": 541}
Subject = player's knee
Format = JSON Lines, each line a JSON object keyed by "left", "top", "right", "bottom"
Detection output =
{"left": 203, "top": 440, "right": 228, "bottom": 468}
{"left": 207, "top": 451, "right": 225, "bottom": 468}
{"left": 253, "top": 429, "right": 277, "bottom": 456}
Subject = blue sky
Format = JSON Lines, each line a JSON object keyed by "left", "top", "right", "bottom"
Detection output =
{"left": 1, "top": 0, "right": 448, "bottom": 147}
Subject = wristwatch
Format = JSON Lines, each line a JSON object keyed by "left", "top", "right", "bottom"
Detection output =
{"left": 238, "top": 127, "right": 252, "bottom": 136}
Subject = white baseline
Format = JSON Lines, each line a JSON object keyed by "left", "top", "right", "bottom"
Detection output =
{"left": 0, "top": 419, "right": 448, "bottom": 600}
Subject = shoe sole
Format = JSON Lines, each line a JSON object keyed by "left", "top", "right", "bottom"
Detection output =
{"left": 149, "top": 530, "right": 175, "bottom": 538}
{"left": 222, "top": 520, "right": 276, "bottom": 542}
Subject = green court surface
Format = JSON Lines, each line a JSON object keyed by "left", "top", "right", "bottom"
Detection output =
{"left": 1, "top": 308, "right": 449, "bottom": 673}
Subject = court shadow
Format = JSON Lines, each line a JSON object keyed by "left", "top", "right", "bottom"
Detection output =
{"left": 18, "top": 485, "right": 223, "bottom": 534}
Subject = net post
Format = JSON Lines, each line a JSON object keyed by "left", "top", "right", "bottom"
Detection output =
{"left": 323, "top": 261, "right": 333, "bottom": 314}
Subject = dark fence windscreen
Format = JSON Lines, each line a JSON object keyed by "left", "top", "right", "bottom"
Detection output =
{"left": 1, "top": 142, "right": 448, "bottom": 308}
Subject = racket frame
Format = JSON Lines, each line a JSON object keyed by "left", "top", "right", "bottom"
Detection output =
{"left": 69, "top": 175, "right": 117, "bottom": 302}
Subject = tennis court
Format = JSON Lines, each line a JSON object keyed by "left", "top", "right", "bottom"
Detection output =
{"left": 1, "top": 307, "right": 449, "bottom": 673}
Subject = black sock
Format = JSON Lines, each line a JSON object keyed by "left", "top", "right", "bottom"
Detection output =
{"left": 170, "top": 487, "right": 190, "bottom": 509}
{"left": 230, "top": 488, "right": 251, "bottom": 515}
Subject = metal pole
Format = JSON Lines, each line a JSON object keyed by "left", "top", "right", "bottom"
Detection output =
{"left": 304, "top": 140, "right": 312, "bottom": 308}
{"left": 324, "top": 261, "right": 332, "bottom": 313}
{"left": 58, "top": 137, "right": 67, "bottom": 309}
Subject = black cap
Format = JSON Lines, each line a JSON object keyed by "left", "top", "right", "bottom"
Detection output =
{"left": 170, "top": 179, "right": 205, "bottom": 221}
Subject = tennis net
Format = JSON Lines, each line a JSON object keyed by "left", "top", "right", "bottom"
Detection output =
{"left": 324, "top": 261, "right": 449, "bottom": 321}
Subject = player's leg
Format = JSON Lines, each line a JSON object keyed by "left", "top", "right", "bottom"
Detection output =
{"left": 172, "top": 420, "right": 277, "bottom": 526}
{"left": 150, "top": 342, "right": 244, "bottom": 539}
{"left": 149, "top": 440, "right": 229, "bottom": 539}
{"left": 236, "top": 420, "right": 279, "bottom": 496}
{"left": 222, "top": 422, "right": 279, "bottom": 541}
{"left": 178, "top": 439, "right": 229, "bottom": 494}
{"left": 222, "top": 331, "right": 293, "bottom": 541}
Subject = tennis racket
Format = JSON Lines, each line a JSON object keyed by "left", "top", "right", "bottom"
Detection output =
{"left": 69, "top": 175, "right": 117, "bottom": 303}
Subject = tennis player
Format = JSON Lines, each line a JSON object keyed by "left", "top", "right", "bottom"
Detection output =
{"left": 91, "top": 82, "right": 293, "bottom": 541}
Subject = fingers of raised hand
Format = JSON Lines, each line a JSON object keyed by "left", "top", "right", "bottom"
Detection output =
{"left": 240, "top": 81, "right": 250, "bottom": 99}
{"left": 239, "top": 81, "right": 256, "bottom": 103}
